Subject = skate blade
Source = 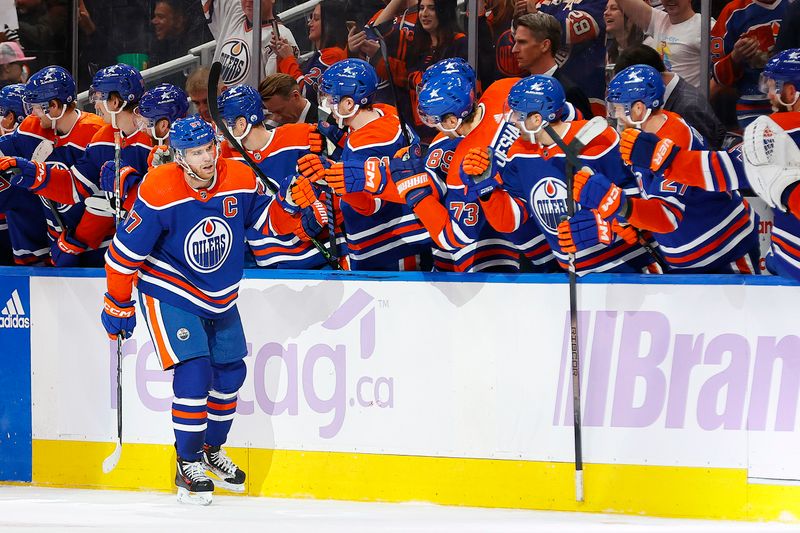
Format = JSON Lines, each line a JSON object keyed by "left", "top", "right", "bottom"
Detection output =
{"left": 177, "top": 487, "right": 213, "bottom": 505}
{"left": 211, "top": 479, "right": 245, "bottom": 493}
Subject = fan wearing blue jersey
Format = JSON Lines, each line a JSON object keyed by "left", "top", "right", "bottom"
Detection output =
{"left": 619, "top": 49, "right": 800, "bottom": 280}
{"left": 102, "top": 116, "right": 270, "bottom": 505}
{"left": 585, "top": 65, "right": 760, "bottom": 273}
{"left": 468, "top": 75, "right": 659, "bottom": 274}
{"left": 216, "top": 83, "right": 333, "bottom": 268}
{"left": 293, "top": 59, "right": 432, "bottom": 270}
{"left": 0, "top": 66, "right": 104, "bottom": 266}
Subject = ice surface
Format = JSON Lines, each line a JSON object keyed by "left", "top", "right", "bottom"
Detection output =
{"left": 0, "top": 486, "right": 797, "bottom": 533}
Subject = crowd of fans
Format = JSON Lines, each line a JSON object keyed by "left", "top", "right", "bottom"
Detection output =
{"left": 0, "top": 0, "right": 799, "bottom": 279}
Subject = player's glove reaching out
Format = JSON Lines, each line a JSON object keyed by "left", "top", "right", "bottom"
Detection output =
{"left": 573, "top": 168, "right": 627, "bottom": 219}
{"left": 0, "top": 156, "right": 47, "bottom": 189}
{"left": 460, "top": 147, "right": 502, "bottom": 201}
{"left": 557, "top": 209, "right": 613, "bottom": 254}
{"left": 619, "top": 128, "right": 680, "bottom": 174}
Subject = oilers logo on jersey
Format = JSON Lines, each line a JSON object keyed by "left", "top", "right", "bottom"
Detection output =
{"left": 218, "top": 39, "right": 250, "bottom": 85}
{"left": 531, "top": 177, "right": 569, "bottom": 234}
{"left": 184, "top": 217, "right": 232, "bottom": 273}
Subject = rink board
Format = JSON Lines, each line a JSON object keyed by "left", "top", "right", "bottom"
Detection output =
{"left": 3, "top": 267, "right": 800, "bottom": 520}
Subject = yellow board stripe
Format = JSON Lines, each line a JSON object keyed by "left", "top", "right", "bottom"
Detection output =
{"left": 28, "top": 439, "right": 800, "bottom": 522}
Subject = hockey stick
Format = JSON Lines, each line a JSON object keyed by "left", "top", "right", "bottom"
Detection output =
{"left": 101, "top": 130, "right": 126, "bottom": 475}
{"left": 102, "top": 334, "right": 124, "bottom": 473}
{"left": 370, "top": 26, "right": 413, "bottom": 147}
{"left": 207, "top": 62, "right": 341, "bottom": 270}
{"left": 542, "top": 120, "right": 588, "bottom": 503}
{"left": 545, "top": 119, "right": 669, "bottom": 272}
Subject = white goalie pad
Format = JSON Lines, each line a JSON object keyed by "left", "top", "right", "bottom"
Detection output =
{"left": 743, "top": 115, "right": 800, "bottom": 211}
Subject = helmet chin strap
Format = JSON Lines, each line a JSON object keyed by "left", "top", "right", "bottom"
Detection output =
{"left": 435, "top": 118, "right": 463, "bottom": 136}
{"left": 46, "top": 104, "right": 68, "bottom": 131}
{"left": 333, "top": 102, "right": 359, "bottom": 128}
{"left": 233, "top": 122, "right": 253, "bottom": 143}
{"left": 623, "top": 107, "right": 652, "bottom": 130}
{"left": 101, "top": 100, "right": 129, "bottom": 130}
{"left": 777, "top": 91, "right": 800, "bottom": 109}
{"left": 148, "top": 125, "right": 168, "bottom": 145}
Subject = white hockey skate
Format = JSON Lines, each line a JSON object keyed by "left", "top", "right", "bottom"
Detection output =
{"left": 176, "top": 457, "right": 214, "bottom": 505}
{"left": 203, "top": 444, "right": 246, "bottom": 493}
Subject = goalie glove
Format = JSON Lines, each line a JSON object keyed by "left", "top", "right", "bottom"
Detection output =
{"left": 743, "top": 115, "right": 800, "bottom": 211}
{"left": 557, "top": 209, "right": 613, "bottom": 254}
{"left": 573, "top": 168, "right": 627, "bottom": 219}
{"left": 619, "top": 128, "right": 680, "bottom": 174}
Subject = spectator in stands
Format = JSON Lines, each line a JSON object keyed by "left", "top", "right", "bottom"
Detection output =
{"left": 351, "top": 0, "right": 417, "bottom": 106}
{"left": 273, "top": 0, "right": 348, "bottom": 96}
{"left": 526, "top": 0, "right": 607, "bottom": 116}
{"left": 512, "top": 13, "right": 593, "bottom": 119}
{"left": 775, "top": 0, "right": 800, "bottom": 53}
{"left": 185, "top": 67, "right": 213, "bottom": 123}
{"left": 149, "top": 0, "right": 212, "bottom": 69}
{"left": 614, "top": 0, "right": 704, "bottom": 89}
{"left": 614, "top": 45, "right": 726, "bottom": 149}
{"left": 710, "top": 0, "right": 787, "bottom": 129}
{"left": 478, "top": 0, "right": 521, "bottom": 84}
{"left": 605, "top": 0, "right": 645, "bottom": 70}
{"left": 406, "top": 0, "right": 468, "bottom": 142}
{"left": 259, "top": 73, "right": 318, "bottom": 125}
{"left": 15, "top": 0, "right": 68, "bottom": 71}
{"left": 0, "top": 42, "right": 35, "bottom": 88}
{"left": 204, "top": 0, "right": 298, "bottom": 86}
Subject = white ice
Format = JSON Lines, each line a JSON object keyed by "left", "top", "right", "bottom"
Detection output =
{"left": 0, "top": 485, "right": 797, "bottom": 533}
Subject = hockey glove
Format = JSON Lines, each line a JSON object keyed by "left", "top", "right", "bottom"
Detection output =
{"left": 308, "top": 124, "right": 324, "bottom": 154}
{"left": 100, "top": 160, "right": 141, "bottom": 198}
{"left": 396, "top": 171, "right": 434, "bottom": 209}
{"left": 0, "top": 156, "right": 47, "bottom": 189}
{"left": 574, "top": 169, "right": 627, "bottom": 219}
{"left": 326, "top": 156, "right": 393, "bottom": 196}
{"left": 297, "top": 153, "right": 330, "bottom": 183}
{"left": 460, "top": 147, "right": 502, "bottom": 202}
{"left": 619, "top": 128, "right": 680, "bottom": 174}
{"left": 147, "top": 145, "right": 173, "bottom": 168}
{"left": 296, "top": 201, "right": 329, "bottom": 241}
{"left": 557, "top": 209, "right": 613, "bottom": 254}
{"left": 50, "top": 233, "right": 87, "bottom": 267}
{"left": 101, "top": 292, "right": 136, "bottom": 340}
{"left": 317, "top": 120, "right": 347, "bottom": 148}
{"left": 611, "top": 219, "right": 639, "bottom": 244}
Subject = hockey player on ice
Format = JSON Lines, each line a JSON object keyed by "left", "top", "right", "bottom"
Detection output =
{"left": 102, "top": 116, "right": 272, "bottom": 505}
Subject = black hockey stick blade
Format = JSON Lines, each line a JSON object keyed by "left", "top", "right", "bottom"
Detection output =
{"left": 207, "top": 62, "right": 342, "bottom": 270}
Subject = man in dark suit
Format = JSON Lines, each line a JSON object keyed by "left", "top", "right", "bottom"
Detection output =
{"left": 614, "top": 45, "right": 727, "bottom": 149}
{"left": 512, "top": 12, "right": 593, "bottom": 119}
{"left": 258, "top": 73, "right": 318, "bottom": 126}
